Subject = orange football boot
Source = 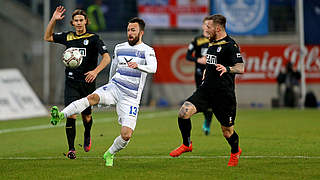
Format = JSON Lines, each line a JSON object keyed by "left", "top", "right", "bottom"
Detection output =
{"left": 227, "top": 147, "right": 242, "bottom": 167}
{"left": 169, "top": 142, "right": 192, "bottom": 157}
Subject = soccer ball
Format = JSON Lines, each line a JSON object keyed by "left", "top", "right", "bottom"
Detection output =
{"left": 62, "top": 48, "right": 83, "bottom": 68}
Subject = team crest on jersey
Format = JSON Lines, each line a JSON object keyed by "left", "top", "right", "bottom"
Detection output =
{"left": 83, "top": 39, "right": 89, "bottom": 45}
{"left": 206, "top": 54, "right": 217, "bottom": 65}
{"left": 217, "top": 46, "right": 222, "bottom": 52}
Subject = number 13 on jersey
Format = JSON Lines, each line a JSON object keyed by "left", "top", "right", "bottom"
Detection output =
{"left": 129, "top": 106, "right": 138, "bottom": 117}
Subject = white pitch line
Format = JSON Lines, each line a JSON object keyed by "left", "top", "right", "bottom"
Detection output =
{"left": 0, "top": 118, "right": 112, "bottom": 134}
{"left": 0, "top": 155, "right": 320, "bottom": 160}
{"left": 0, "top": 110, "right": 177, "bottom": 134}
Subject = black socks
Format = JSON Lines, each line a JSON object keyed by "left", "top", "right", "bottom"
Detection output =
{"left": 226, "top": 131, "right": 239, "bottom": 153}
{"left": 83, "top": 117, "right": 93, "bottom": 137}
{"left": 203, "top": 110, "right": 213, "bottom": 127}
{"left": 66, "top": 118, "right": 76, "bottom": 151}
{"left": 178, "top": 117, "right": 192, "bottom": 147}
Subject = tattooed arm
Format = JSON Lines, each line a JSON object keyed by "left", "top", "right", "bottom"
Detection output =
{"left": 229, "top": 63, "right": 244, "bottom": 74}
{"left": 216, "top": 63, "right": 244, "bottom": 76}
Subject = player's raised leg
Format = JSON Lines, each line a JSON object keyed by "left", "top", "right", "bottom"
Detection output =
{"left": 170, "top": 101, "right": 197, "bottom": 157}
{"left": 50, "top": 94, "right": 100, "bottom": 125}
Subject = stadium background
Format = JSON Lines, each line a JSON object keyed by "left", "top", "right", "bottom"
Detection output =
{"left": 0, "top": 1, "right": 320, "bottom": 179}
{"left": 0, "top": 0, "right": 319, "bottom": 110}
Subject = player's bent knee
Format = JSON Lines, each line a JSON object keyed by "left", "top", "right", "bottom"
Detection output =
{"left": 121, "top": 133, "right": 131, "bottom": 141}
{"left": 223, "top": 132, "right": 232, "bottom": 138}
{"left": 87, "top": 93, "right": 100, "bottom": 105}
{"left": 178, "top": 102, "right": 196, "bottom": 119}
{"left": 178, "top": 109, "right": 191, "bottom": 119}
{"left": 121, "top": 126, "right": 133, "bottom": 141}
{"left": 222, "top": 128, "right": 233, "bottom": 138}
{"left": 68, "top": 114, "right": 77, "bottom": 119}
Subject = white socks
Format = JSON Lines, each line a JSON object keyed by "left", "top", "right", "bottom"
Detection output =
{"left": 61, "top": 97, "right": 90, "bottom": 118}
{"left": 108, "top": 135, "right": 130, "bottom": 154}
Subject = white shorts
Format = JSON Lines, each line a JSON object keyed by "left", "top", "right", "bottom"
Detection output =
{"left": 93, "top": 83, "right": 139, "bottom": 130}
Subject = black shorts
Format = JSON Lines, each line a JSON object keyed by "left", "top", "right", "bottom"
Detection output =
{"left": 186, "top": 88, "right": 237, "bottom": 127}
{"left": 195, "top": 74, "right": 203, "bottom": 89}
{"left": 64, "top": 79, "right": 96, "bottom": 115}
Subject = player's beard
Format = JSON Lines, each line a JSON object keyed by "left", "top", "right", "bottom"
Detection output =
{"left": 128, "top": 36, "right": 140, "bottom": 46}
{"left": 209, "top": 33, "right": 216, "bottom": 42}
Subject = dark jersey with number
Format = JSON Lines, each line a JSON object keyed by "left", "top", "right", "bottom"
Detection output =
{"left": 186, "top": 35, "right": 210, "bottom": 78}
{"left": 53, "top": 31, "right": 108, "bottom": 82}
{"left": 201, "top": 35, "right": 243, "bottom": 92}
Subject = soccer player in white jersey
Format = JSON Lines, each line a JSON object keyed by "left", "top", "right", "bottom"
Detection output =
{"left": 50, "top": 17, "right": 157, "bottom": 166}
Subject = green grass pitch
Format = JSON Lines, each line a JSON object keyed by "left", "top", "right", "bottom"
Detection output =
{"left": 0, "top": 108, "right": 319, "bottom": 179}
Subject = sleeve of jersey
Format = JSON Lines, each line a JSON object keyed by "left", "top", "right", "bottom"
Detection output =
{"left": 186, "top": 39, "right": 197, "bottom": 62}
{"left": 136, "top": 48, "right": 157, "bottom": 74}
{"left": 96, "top": 36, "right": 109, "bottom": 55}
{"left": 108, "top": 51, "right": 118, "bottom": 82}
{"left": 52, "top": 32, "right": 67, "bottom": 45}
{"left": 230, "top": 43, "right": 244, "bottom": 64}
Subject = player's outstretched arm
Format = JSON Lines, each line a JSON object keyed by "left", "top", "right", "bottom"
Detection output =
{"left": 44, "top": 6, "right": 66, "bottom": 42}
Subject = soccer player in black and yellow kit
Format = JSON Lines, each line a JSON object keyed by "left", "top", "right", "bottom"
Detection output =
{"left": 170, "top": 14, "right": 244, "bottom": 166}
{"left": 44, "top": 6, "right": 111, "bottom": 159}
{"left": 186, "top": 16, "right": 213, "bottom": 135}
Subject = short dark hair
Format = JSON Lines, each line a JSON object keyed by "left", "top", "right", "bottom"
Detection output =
{"left": 70, "top": 9, "right": 89, "bottom": 26}
{"left": 128, "top": 17, "right": 145, "bottom": 31}
{"left": 202, "top": 16, "right": 211, "bottom": 23}
{"left": 207, "top": 14, "right": 226, "bottom": 29}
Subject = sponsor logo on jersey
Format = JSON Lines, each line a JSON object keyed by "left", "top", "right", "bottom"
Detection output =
{"left": 71, "top": 47, "right": 86, "bottom": 57}
{"left": 83, "top": 39, "right": 89, "bottom": 45}
{"left": 124, "top": 57, "right": 133, "bottom": 63}
{"left": 206, "top": 54, "right": 217, "bottom": 65}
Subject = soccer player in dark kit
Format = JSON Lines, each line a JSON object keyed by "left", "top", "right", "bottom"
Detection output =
{"left": 169, "top": 14, "right": 244, "bottom": 167}
{"left": 186, "top": 16, "right": 213, "bottom": 136}
{"left": 44, "top": 6, "right": 111, "bottom": 159}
